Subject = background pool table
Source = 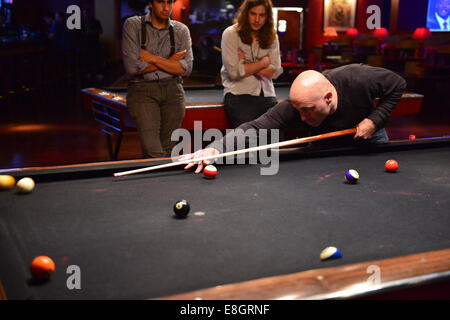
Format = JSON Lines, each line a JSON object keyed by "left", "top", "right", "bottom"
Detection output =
{"left": 81, "top": 85, "right": 424, "bottom": 160}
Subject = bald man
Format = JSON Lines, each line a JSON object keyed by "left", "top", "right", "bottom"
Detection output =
{"left": 289, "top": 69, "right": 382, "bottom": 140}
{"left": 184, "top": 64, "right": 406, "bottom": 173}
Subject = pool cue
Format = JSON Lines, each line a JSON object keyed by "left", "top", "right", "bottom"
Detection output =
{"left": 113, "top": 128, "right": 357, "bottom": 177}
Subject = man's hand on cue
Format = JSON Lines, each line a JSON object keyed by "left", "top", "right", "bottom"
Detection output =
{"left": 180, "top": 148, "right": 220, "bottom": 174}
{"left": 354, "top": 118, "right": 377, "bottom": 140}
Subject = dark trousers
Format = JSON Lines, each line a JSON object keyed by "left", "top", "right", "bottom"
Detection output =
{"left": 224, "top": 92, "right": 278, "bottom": 128}
{"left": 369, "top": 128, "right": 389, "bottom": 142}
{"left": 127, "top": 81, "right": 185, "bottom": 158}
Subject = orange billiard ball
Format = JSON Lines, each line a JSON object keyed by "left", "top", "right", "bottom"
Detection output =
{"left": 30, "top": 256, "right": 55, "bottom": 281}
{"left": 385, "top": 159, "right": 399, "bottom": 173}
{"left": 0, "top": 175, "right": 15, "bottom": 190}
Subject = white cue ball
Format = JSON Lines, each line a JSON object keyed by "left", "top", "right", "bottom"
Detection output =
{"left": 16, "top": 177, "right": 35, "bottom": 194}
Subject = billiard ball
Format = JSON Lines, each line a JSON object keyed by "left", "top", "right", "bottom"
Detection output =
{"left": 320, "top": 246, "right": 342, "bottom": 261}
{"left": 203, "top": 165, "right": 217, "bottom": 179}
{"left": 0, "top": 175, "right": 16, "bottom": 190}
{"left": 409, "top": 135, "right": 416, "bottom": 141}
{"left": 173, "top": 200, "right": 190, "bottom": 218}
{"left": 344, "top": 169, "right": 359, "bottom": 184}
{"left": 16, "top": 177, "right": 35, "bottom": 194}
{"left": 385, "top": 160, "right": 399, "bottom": 173}
{"left": 30, "top": 256, "right": 55, "bottom": 281}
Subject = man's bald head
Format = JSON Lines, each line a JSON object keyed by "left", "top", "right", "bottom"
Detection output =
{"left": 290, "top": 70, "right": 331, "bottom": 104}
{"left": 289, "top": 70, "right": 338, "bottom": 127}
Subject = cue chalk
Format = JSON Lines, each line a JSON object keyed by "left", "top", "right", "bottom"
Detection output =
{"left": 113, "top": 128, "right": 357, "bottom": 177}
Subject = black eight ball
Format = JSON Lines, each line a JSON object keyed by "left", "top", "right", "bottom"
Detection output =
{"left": 173, "top": 200, "right": 190, "bottom": 218}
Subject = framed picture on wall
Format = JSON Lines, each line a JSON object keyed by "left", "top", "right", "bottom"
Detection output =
{"left": 323, "top": 0, "right": 357, "bottom": 31}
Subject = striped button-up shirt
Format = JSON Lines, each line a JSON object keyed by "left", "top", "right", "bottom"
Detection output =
{"left": 122, "top": 13, "right": 193, "bottom": 82}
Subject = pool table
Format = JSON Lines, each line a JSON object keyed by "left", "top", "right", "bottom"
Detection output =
{"left": 1, "top": 136, "right": 449, "bottom": 300}
{"left": 81, "top": 85, "right": 290, "bottom": 160}
{"left": 81, "top": 85, "right": 424, "bottom": 160}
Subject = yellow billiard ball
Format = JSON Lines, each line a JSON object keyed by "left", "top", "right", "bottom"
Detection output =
{"left": 320, "top": 246, "right": 342, "bottom": 261}
{"left": 16, "top": 177, "right": 35, "bottom": 194}
{"left": 0, "top": 175, "right": 16, "bottom": 190}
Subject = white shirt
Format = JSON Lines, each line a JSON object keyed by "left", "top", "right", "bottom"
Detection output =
{"left": 220, "top": 25, "right": 283, "bottom": 97}
{"left": 435, "top": 12, "right": 450, "bottom": 30}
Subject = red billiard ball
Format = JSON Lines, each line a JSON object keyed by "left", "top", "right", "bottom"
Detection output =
{"left": 30, "top": 256, "right": 55, "bottom": 281}
{"left": 385, "top": 159, "right": 399, "bottom": 173}
{"left": 203, "top": 165, "right": 217, "bottom": 179}
{"left": 409, "top": 135, "right": 416, "bottom": 141}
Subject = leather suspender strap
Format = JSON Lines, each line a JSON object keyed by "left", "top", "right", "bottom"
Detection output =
{"left": 141, "top": 15, "right": 175, "bottom": 56}
{"left": 141, "top": 16, "right": 146, "bottom": 49}
{"left": 168, "top": 25, "right": 175, "bottom": 56}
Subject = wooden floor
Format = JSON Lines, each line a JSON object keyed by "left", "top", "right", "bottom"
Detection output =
{"left": 0, "top": 81, "right": 449, "bottom": 170}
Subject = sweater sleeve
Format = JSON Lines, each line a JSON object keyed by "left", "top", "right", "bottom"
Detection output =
{"left": 175, "top": 24, "right": 194, "bottom": 77}
{"left": 365, "top": 66, "right": 407, "bottom": 129}
{"left": 122, "top": 17, "right": 148, "bottom": 76}
{"left": 208, "top": 100, "right": 302, "bottom": 152}
{"left": 221, "top": 26, "right": 245, "bottom": 80}
{"left": 267, "top": 34, "right": 283, "bottom": 79}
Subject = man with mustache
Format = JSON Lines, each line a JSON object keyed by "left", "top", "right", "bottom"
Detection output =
{"left": 122, "top": 0, "right": 193, "bottom": 158}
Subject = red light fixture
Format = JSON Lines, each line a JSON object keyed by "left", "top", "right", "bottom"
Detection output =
{"left": 412, "top": 28, "right": 432, "bottom": 59}
{"left": 373, "top": 27, "right": 389, "bottom": 40}
{"left": 323, "top": 27, "right": 338, "bottom": 45}
{"left": 373, "top": 28, "right": 389, "bottom": 55}
{"left": 346, "top": 28, "right": 359, "bottom": 55}
{"left": 323, "top": 27, "right": 338, "bottom": 38}
{"left": 412, "top": 27, "right": 431, "bottom": 40}
{"left": 346, "top": 28, "right": 359, "bottom": 38}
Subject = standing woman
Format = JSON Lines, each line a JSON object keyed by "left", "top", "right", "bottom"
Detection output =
{"left": 221, "top": 0, "right": 283, "bottom": 128}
